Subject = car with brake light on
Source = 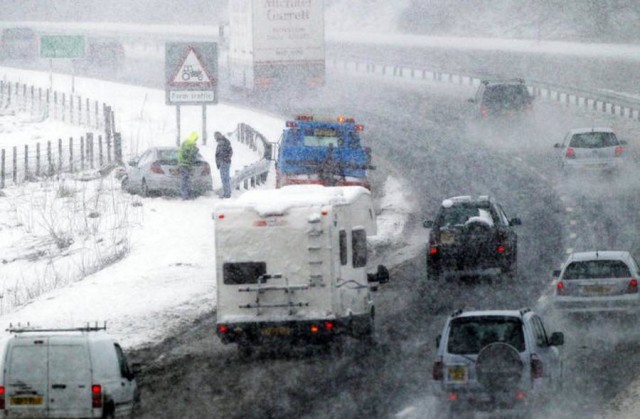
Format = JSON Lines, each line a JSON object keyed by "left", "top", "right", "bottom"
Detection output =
{"left": 432, "top": 308, "right": 564, "bottom": 419}
{"left": 423, "top": 196, "right": 520, "bottom": 281}
{"left": 121, "top": 146, "right": 213, "bottom": 197}
{"left": 469, "top": 78, "right": 534, "bottom": 118}
{"left": 549, "top": 251, "right": 640, "bottom": 318}
{"left": 554, "top": 127, "right": 626, "bottom": 175}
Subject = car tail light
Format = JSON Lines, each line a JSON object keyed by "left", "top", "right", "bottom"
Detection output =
{"left": 627, "top": 278, "right": 638, "bottom": 294}
{"left": 516, "top": 390, "right": 526, "bottom": 400}
{"left": 217, "top": 324, "right": 229, "bottom": 334}
{"left": 480, "top": 105, "right": 489, "bottom": 117}
{"left": 615, "top": 146, "right": 624, "bottom": 157}
{"left": 531, "top": 355, "right": 543, "bottom": 379}
{"left": 310, "top": 325, "right": 320, "bottom": 333}
{"left": 432, "top": 357, "right": 444, "bottom": 381}
{"left": 0, "top": 385, "right": 5, "bottom": 410}
{"left": 496, "top": 245, "right": 506, "bottom": 253}
{"left": 91, "top": 385, "right": 102, "bottom": 408}
{"left": 565, "top": 148, "right": 575, "bottom": 159}
{"left": 201, "top": 163, "right": 211, "bottom": 176}
{"left": 429, "top": 246, "right": 438, "bottom": 256}
{"left": 556, "top": 281, "right": 565, "bottom": 295}
{"left": 150, "top": 161, "right": 165, "bottom": 174}
{"left": 448, "top": 393, "right": 458, "bottom": 401}
{"left": 324, "top": 321, "right": 334, "bottom": 330}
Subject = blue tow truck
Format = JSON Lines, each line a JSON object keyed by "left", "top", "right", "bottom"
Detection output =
{"left": 276, "top": 115, "right": 374, "bottom": 189}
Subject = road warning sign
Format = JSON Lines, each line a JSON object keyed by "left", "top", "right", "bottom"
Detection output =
{"left": 165, "top": 42, "right": 218, "bottom": 105}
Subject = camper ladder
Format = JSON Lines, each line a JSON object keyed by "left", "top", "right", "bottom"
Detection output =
{"left": 307, "top": 216, "right": 325, "bottom": 287}
{"left": 238, "top": 274, "right": 310, "bottom": 316}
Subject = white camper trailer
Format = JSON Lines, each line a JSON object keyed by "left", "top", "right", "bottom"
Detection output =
{"left": 214, "top": 185, "right": 389, "bottom": 351}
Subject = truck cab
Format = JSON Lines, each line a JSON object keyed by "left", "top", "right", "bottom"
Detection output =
{"left": 276, "top": 116, "right": 373, "bottom": 189}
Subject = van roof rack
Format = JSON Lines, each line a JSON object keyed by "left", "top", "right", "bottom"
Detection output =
{"left": 519, "top": 307, "right": 531, "bottom": 316}
{"left": 450, "top": 309, "right": 464, "bottom": 317}
{"left": 7, "top": 321, "right": 107, "bottom": 334}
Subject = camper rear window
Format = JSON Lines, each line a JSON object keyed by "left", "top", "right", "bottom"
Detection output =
{"left": 223, "top": 262, "right": 267, "bottom": 284}
{"left": 352, "top": 229, "right": 367, "bottom": 268}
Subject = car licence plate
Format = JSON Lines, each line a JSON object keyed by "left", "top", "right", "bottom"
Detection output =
{"left": 10, "top": 396, "right": 44, "bottom": 406}
{"left": 261, "top": 326, "right": 292, "bottom": 336}
{"left": 583, "top": 285, "right": 610, "bottom": 294}
{"left": 441, "top": 231, "right": 455, "bottom": 245}
{"left": 447, "top": 366, "right": 467, "bottom": 382}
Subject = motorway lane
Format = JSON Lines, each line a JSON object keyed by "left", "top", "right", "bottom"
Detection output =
{"left": 7, "top": 47, "right": 640, "bottom": 418}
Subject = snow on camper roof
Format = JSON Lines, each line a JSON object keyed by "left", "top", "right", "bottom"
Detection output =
{"left": 215, "top": 185, "right": 371, "bottom": 217}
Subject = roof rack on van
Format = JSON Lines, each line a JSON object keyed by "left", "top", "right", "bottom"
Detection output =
{"left": 7, "top": 321, "right": 108, "bottom": 334}
{"left": 519, "top": 308, "right": 531, "bottom": 316}
{"left": 450, "top": 309, "right": 464, "bottom": 317}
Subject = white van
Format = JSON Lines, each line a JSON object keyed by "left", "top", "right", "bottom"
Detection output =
{"left": 0, "top": 325, "right": 140, "bottom": 418}
{"left": 213, "top": 185, "right": 389, "bottom": 353}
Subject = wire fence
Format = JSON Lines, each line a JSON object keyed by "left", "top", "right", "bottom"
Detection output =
{"left": 0, "top": 80, "right": 122, "bottom": 189}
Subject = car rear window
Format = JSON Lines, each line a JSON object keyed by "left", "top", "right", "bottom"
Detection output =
{"left": 447, "top": 316, "right": 525, "bottom": 354}
{"left": 438, "top": 203, "right": 493, "bottom": 227}
{"left": 569, "top": 132, "right": 619, "bottom": 148}
{"left": 482, "top": 85, "right": 530, "bottom": 105}
{"left": 562, "top": 260, "right": 631, "bottom": 279}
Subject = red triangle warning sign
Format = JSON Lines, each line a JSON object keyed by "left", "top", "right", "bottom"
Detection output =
{"left": 169, "top": 47, "right": 214, "bottom": 87}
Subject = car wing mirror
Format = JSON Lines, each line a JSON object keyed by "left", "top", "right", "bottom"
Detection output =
{"left": 620, "top": 140, "right": 628, "bottom": 145}
{"left": 423, "top": 220, "right": 434, "bottom": 229}
{"left": 549, "top": 332, "right": 564, "bottom": 346}
{"left": 436, "top": 334, "right": 441, "bottom": 349}
{"left": 552, "top": 269, "right": 561, "bottom": 278}
{"left": 553, "top": 143, "right": 562, "bottom": 148}
{"left": 468, "top": 98, "right": 475, "bottom": 103}
{"left": 128, "top": 159, "right": 138, "bottom": 167}
{"left": 510, "top": 217, "right": 521, "bottom": 226}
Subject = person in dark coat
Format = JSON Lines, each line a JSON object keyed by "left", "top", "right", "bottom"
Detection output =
{"left": 215, "top": 131, "right": 233, "bottom": 198}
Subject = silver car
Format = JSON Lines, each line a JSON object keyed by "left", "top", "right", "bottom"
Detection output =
{"left": 551, "top": 251, "right": 640, "bottom": 315}
{"left": 121, "top": 146, "right": 213, "bottom": 196}
{"left": 432, "top": 309, "right": 564, "bottom": 418}
{"left": 554, "top": 127, "right": 626, "bottom": 174}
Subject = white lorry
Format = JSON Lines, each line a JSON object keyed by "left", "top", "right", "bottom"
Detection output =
{"left": 214, "top": 185, "right": 389, "bottom": 353}
{"left": 0, "top": 324, "right": 140, "bottom": 418}
{"left": 228, "top": 0, "right": 326, "bottom": 90}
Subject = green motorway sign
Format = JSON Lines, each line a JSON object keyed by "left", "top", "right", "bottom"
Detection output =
{"left": 40, "top": 35, "right": 85, "bottom": 59}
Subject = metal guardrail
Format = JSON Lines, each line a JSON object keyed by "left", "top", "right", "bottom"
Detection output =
{"left": 329, "top": 60, "right": 640, "bottom": 121}
{"left": 218, "top": 123, "right": 273, "bottom": 195}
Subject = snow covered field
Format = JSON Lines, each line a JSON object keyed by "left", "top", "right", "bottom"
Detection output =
{"left": 0, "top": 67, "right": 409, "bottom": 351}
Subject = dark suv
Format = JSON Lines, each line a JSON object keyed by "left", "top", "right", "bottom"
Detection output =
{"left": 470, "top": 79, "right": 534, "bottom": 117}
{"left": 424, "top": 196, "right": 521, "bottom": 281}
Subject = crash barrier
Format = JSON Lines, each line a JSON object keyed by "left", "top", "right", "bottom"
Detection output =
{"left": 329, "top": 60, "right": 640, "bottom": 121}
{"left": 0, "top": 133, "right": 123, "bottom": 188}
{"left": 219, "top": 122, "right": 272, "bottom": 195}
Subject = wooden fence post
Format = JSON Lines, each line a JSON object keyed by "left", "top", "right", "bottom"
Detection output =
{"left": 98, "top": 135, "right": 103, "bottom": 167}
{"left": 87, "top": 133, "right": 94, "bottom": 169}
{"left": 80, "top": 136, "right": 85, "bottom": 170}
{"left": 1, "top": 149, "right": 4, "bottom": 189}
{"left": 70, "top": 95, "right": 74, "bottom": 124}
{"left": 12, "top": 146, "right": 17, "bottom": 184}
{"left": 86, "top": 98, "right": 90, "bottom": 127}
{"left": 113, "top": 132, "right": 122, "bottom": 164}
{"left": 47, "top": 141, "right": 53, "bottom": 175}
{"left": 24, "top": 145, "right": 28, "bottom": 179}
{"left": 36, "top": 143, "right": 40, "bottom": 177}
{"left": 105, "top": 134, "right": 111, "bottom": 163}
{"left": 58, "top": 138, "right": 63, "bottom": 172}
{"left": 69, "top": 137, "right": 74, "bottom": 172}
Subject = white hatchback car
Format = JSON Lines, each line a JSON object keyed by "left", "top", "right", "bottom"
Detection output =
{"left": 550, "top": 251, "right": 640, "bottom": 315}
{"left": 432, "top": 309, "right": 564, "bottom": 418}
{"left": 554, "top": 127, "right": 626, "bottom": 174}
